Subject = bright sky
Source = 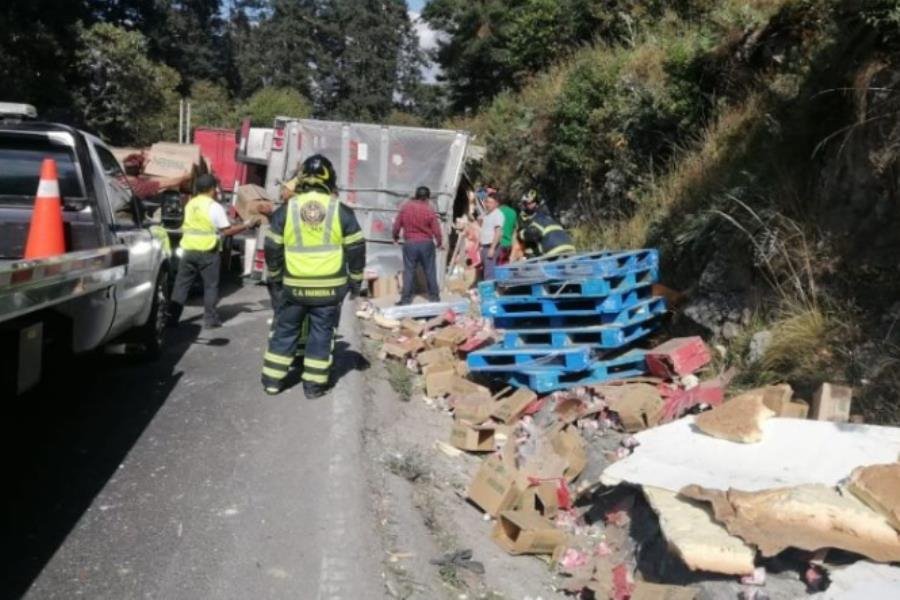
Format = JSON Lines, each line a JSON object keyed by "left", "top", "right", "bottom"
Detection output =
{"left": 408, "top": 0, "right": 426, "bottom": 11}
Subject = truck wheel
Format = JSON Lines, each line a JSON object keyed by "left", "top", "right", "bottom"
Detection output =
{"left": 135, "top": 271, "right": 168, "bottom": 360}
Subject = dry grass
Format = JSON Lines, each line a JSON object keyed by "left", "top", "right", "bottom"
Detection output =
{"left": 573, "top": 93, "right": 769, "bottom": 250}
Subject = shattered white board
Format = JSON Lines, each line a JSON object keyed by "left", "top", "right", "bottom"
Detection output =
{"left": 601, "top": 417, "right": 900, "bottom": 492}
{"left": 812, "top": 561, "right": 900, "bottom": 599}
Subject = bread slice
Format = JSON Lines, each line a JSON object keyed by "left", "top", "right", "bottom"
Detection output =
{"left": 694, "top": 391, "right": 775, "bottom": 443}
{"left": 847, "top": 463, "right": 900, "bottom": 532}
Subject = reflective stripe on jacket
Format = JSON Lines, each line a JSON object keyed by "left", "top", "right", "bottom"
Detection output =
{"left": 180, "top": 194, "right": 219, "bottom": 251}
{"left": 519, "top": 211, "right": 575, "bottom": 257}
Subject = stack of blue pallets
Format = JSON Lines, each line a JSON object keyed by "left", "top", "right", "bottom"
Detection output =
{"left": 467, "top": 249, "right": 667, "bottom": 393}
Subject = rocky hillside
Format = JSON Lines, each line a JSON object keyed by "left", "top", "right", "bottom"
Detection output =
{"left": 451, "top": 0, "right": 900, "bottom": 423}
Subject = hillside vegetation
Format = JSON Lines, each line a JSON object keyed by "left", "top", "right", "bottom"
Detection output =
{"left": 442, "top": 0, "right": 900, "bottom": 422}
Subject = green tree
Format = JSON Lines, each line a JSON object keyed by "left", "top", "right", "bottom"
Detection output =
{"left": 74, "top": 23, "right": 181, "bottom": 145}
{"left": 0, "top": 1, "right": 92, "bottom": 120}
{"left": 238, "top": 87, "right": 312, "bottom": 126}
{"left": 189, "top": 80, "right": 235, "bottom": 128}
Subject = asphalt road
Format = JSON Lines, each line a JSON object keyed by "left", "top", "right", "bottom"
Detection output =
{"left": 2, "top": 283, "right": 383, "bottom": 600}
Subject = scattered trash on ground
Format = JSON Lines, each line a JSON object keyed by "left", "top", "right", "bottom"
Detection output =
{"left": 360, "top": 249, "right": 900, "bottom": 599}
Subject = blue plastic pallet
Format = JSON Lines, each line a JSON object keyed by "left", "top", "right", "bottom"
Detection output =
{"left": 467, "top": 344, "right": 595, "bottom": 372}
{"left": 504, "top": 350, "right": 649, "bottom": 393}
{"left": 480, "top": 266, "right": 658, "bottom": 301}
{"left": 491, "top": 294, "right": 664, "bottom": 332}
{"left": 499, "top": 298, "right": 666, "bottom": 349}
{"left": 483, "top": 285, "right": 653, "bottom": 320}
{"left": 494, "top": 249, "right": 659, "bottom": 283}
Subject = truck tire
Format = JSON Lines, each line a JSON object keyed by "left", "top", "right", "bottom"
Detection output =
{"left": 134, "top": 271, "right": 168, "bottom": 360}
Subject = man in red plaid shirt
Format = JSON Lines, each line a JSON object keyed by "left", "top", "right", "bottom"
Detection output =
{"left": 393, "top": 186, "right": 443, "bottom": 305}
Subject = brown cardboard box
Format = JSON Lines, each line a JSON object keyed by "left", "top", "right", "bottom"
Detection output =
{"left": 425, "top": 371, "right": 457, "bottom": 397}
{"left": 384, "top": 337, "right": 426, "bottom": 359}
{"left": 759, "top": 384, "right": 794, "bottom": 415}
{"left": 516, "top": 481, "right": 560, "bottom": 518}
{"left": 449, "top": 376, "right": 491, "bottom": 400}
{"left": 418, "top": 346, "right": 455, "bottom": 367}
{"left": 492, "top": 388, "right": 538, "bottom": 424}
{"left": 449, "top": 422, "right": 496, "bottom": 452}
{"left": 781, "top": 400, "right": 810, "bottom": 419}
{"left": 605, "top": 383, "right": 664, "bottom": 432}
{"left": 811, "top": 383, "right": 853, "bottom": 422}
{"left": 400, "top": 318, "right": 426, "bottom": 337}
{"left": 432, "top": 326, "right": 467, "bottom": 349}
{"left": 145, "top": 142, "right": 203, "bottom": 179}
{"left": 491, "top": 510, "right": 566, "bottom": 555}
{"left": 370, "top": 274, "right": 400, "bottom": 299}
{"left": 550, "top": 426, "right": 587, "bottom": 481}
{"left": 422, "top": 360, "right": 455, "bottom": 378}
{"left": 235, "top": 184, "right": 274, "bottom": 224}
{"left": 468, "top": 452, "right": 523, "bottom": 516}
{"left": 452, "top": 395, "right": 494, "bottom": 423}
{"left": 631, "top": 581, "right": 697, "bottom": 600}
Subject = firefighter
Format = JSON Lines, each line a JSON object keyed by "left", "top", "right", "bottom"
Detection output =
{"left": 517, "top": 190, "right": 576, "bottom": 258}
{"left": 261, "top": 154, "right": 365, "bottom": 398}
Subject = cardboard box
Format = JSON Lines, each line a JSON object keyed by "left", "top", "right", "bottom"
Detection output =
{"left": 400, "top": 318, "right": 426, "bottom": 337}
{"left": 425, "top": 370, "right": 457, "bottom": 397}
{"left": 384, "top": 337, "right": 426, "bottom": 359}
{"left": 491, "top": 510, "right": 566, "bottom": 555}
{"left": 144, "top": 142, "right": 203, "bottom": 179}
{"left": 432, "top": 325, "right": 467, "bottom": 349}
{"left": 422, "top": 360, "right": 455, "bottom": 378}
{"left": 550, "top": 426, "right": 587, "bottom": 482}
{"left": 235, "top": 184, "right": 274, "bottom": 223}
{"left": 759, "top": 384, "right": 794, "bottom": 415}
{"left": 781, "top": 400, "right": 810, "bottom": 419}
{"left": 418, "top": 346, "right": 455, "bottom": 367}
{"left": 455, "top": 359, "right": 470, "bottom": 377}
{"left": 492, "top": 388, "right": 538, "bottom": 424}
{"left": 449, "top": 421, "right": 496, "bottom": 452}
{"left": 516, "top": 481, "right": 560, "bottom": 518}
{"left": 811, "top": 383, "right": 852, "bottom": 422}
{"left": 370, "top": 273, "right": 400, "bottom": 299}
{"left": 468, "top": 453, "right": 523, "bottom": 516}
{"left": 452, "top": 394, "right": 494, "bottom": 423}
{"left": 605, "top": 383, "right": 665, "bottom": 432}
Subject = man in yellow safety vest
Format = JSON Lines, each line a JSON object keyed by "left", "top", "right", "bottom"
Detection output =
{"left": 168, "top": 174, "right": 259, "bottom": 328}
{"left": 260, "top": 154, "right": 366, "bottom": 398}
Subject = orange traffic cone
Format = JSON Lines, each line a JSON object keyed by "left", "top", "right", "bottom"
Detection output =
{"left": 24, "top": 158, "right": 66, "bottom": 259}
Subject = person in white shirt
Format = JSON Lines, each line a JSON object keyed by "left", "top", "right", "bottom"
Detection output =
{"left": 168, "top": 174, "right": 260, "bottom": 328}
{"left": 478, "top": 191, "right": 505, "bottom": 281}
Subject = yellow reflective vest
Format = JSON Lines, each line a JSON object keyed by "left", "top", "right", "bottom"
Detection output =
{"left": 283, "top": 191, "right": 347, "bottom": 294}
{"left": 180, "top": 194, "right": 219, "bottom": 251}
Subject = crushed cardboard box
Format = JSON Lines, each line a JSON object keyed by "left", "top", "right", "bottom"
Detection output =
{"left": 235, "top": 184, "right": 273, "bottom": 223}
{"left": 847, "top": 463, "right": 900, "bottom": 532}
{"left": 491, "top": 509, "right": 567, "bottom": 555}
{"left": 603, "top": 383, "right": 664, "bottom": 432}
{"left": 432, "top": 325, "right": 467, "bottom": 349}
{"left": 384, "top": 337, "right": 426, "bottom": 359}
{"left": 516, "top": 481, "right": 560, "bottom": 518}
{"left": 682, "top": 483, "right": 900, "bottom": 562}
{"left": 643, "top": 486, "right": 756, "bottom": 576}
{"left": 417, "top": 346, "right": 455, "bottom": 367}
{"left": 631, "top": 581, "right": 697, "bottom": 600}
{"left": 468, "top": 451, "right": 523, "bottom": 517}
{"left": 693, "top": 391, "right": 775, "bottom": 443}
{"left": 451, "top": 394, "right": 494, "bottom": 424}
{"left": 492, "top": 388, "right": 538, "bottom": 424}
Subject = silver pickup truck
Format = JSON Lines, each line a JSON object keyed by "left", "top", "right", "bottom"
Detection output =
{"left": 0, "top": 104, "right": 172, "bottom": 394}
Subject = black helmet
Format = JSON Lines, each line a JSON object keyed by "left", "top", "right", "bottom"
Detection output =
{"left": 299, "top": 154, "right": 337, "bottom": 192}
{"left": 414, "top": 185, "right": 430, "bottom": 199}
{"left": 195, "top": 173, "right": 218, "bottom": 194}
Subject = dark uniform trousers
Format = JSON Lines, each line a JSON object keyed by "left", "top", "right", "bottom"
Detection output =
{"left": 171, "top": 250, "right": 220, "bottom": 325}
{"left": 262, "top": 288, "right": 338, "bottom": 388}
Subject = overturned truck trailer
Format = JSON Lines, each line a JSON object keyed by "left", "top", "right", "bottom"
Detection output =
{"left": 263, "top": 117, "right": 470, "bottom": 285}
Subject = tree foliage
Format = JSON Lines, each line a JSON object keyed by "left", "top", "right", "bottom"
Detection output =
{"left": 238, "top": 87, "right": 312, "bottom": 126}
{"left": 74, "top": 23, "right": 181, "bottom": 145}
{"left": 189, "top": 80, "right": 235, "bottom": 128}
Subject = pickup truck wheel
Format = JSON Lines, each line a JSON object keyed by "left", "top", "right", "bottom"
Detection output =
{"left": 135, "top": 272, "right": 168, "bottom": 360}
